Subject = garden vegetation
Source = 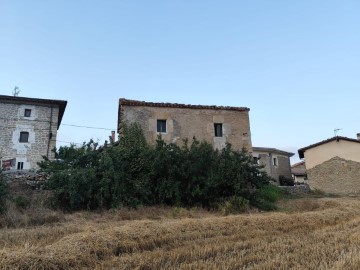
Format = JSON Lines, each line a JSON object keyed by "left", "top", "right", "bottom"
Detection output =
{"left": 38, "top": 123, "right": 280, "bottom": 211}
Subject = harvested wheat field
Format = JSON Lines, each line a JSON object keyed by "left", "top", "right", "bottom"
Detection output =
{"left": 2, "top": 197, "right": 360, "bottom": 269}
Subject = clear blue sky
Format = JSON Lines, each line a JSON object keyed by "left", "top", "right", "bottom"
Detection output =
{"left": 1, "top": 0, "right": 359, "bottom": 163}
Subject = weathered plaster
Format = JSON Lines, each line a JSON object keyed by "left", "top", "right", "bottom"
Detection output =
{"left": 12, "top": 124, "right": 35, "bottom": 153}
{"left": 120, "top": 105, "right": 252, "bottom": 152}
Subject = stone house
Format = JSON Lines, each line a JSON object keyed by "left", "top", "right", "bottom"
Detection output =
{"left": 252, "top": 147, "right": 294, "bottom": 184}
{"left": 298, "top": 135, "right": 360, "bottom": 194}
{"left": 291, "top": 161, "right": 307, "bottom": 184}
{"left": 118, "top": 98, "right": 252, "bottom": 151}
{"left": 0, "top": 95, "right": 67, "bottom": 171}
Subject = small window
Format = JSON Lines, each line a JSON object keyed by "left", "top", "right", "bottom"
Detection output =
{"left": 17, "top": 162, "right": 24, "bottom": 170}
{"left": 253, "top": 157, "right": 259, "bottom": 164}
{"left": 273, "top": 157, "right": 278, "bottom": 166}
{"left": 24, "top": 109, "right": 31, "bottom": 117}
{"left": 214, "top": 123, "right": 223, "bottom": 137}
{"left": 157, "top": 120, "right": 167, "bottom": 133}
{"left": 19, "top": 132, "right": 29, "bottom": 143}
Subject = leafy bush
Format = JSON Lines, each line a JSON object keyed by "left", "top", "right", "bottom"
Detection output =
{"left": 0, "top": 172, "right": 9, "bottom": 214}
{"left": 14, "top": 196, "right": 31, "bottom": 210}
{"left": 219, "top": 196, "right": 249, "bottom": 215}
{"left": 279, "top": 175, "right": 294, "bottom": 186}
{"left": 257, "top": 184, "right": 282, "bottom": 203}
{"left": 39, "top": 123, "right": 278, "bottom": 211}
{"left": 250, "top": 184, "right": 282, "bottom": 211}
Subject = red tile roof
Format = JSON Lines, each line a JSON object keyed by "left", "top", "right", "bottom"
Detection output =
{"left": 298, "top": 136, "right": 360, "bottom": 159}
{"left": 119, "top": 98, "right": 250, "bottom": 112}
{"left": 291, "top": 161, "right": 305, "bottom": 168}
{"left": 291, "top": 167, "right": 306, "bottom": 176}
{"left": 291, "top": 161, "right": 306, "bottom": 175}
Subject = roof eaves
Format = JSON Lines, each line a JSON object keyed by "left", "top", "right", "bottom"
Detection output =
{"left": 252, "top": 147, "right": 294, "bottom": 157}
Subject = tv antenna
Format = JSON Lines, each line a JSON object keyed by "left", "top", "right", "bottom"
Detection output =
{"left": 334, "top": 128, "right": 342, "bottom": 136}
{"left": 12, "top": 86, "right": 20, "bottom": 97}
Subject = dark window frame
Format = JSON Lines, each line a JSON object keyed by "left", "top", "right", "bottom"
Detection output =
{"left": 214, "top": 123, "right": 223, "bottom": 137}
{"left": 24, "top": 109, "right": 32, "bottom": 117}
{"left": 17, "top": 162, "right": 24, "bottom": 170}
{"left": 19, "top": 132, "right": 29, "bottom": 143}
{"left": 273, "top": 157, "right": 278, "bottom": 166}
{"left": 157, "top": 119, "right": 167, "bottom": 133}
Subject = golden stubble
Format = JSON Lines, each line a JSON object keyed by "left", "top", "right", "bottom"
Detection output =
{"left": 1, "top": 198, "right": 360, "bottom": 269}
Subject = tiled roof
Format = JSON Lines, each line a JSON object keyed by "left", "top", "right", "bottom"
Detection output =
{"left": 291, "top": 167, "right": 306, "bottom": 176}
{"left": 291, "top": 161, "right": 305, "bottom": 168}
{"left": 119, "top": 98, "right": 250, "bottom": 112}
{"left": 298, "top": 136, "right": 360, "bottom": 159}
{"left": 0, "top": 95, "right": 67, "bottom": 128}
{"left": 252, "top": 147, "right": 294, "bottom": 157}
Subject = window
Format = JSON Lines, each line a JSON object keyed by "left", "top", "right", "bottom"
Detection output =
{"left": 273, "top": 157, "right": 278, "bottom": 166}
{"left": 214, "top": 123, "right": 223, "bottom": 137}
{"left": 253, "top": 157, "right": 259, "bottom": 164}
{"left": 157, "top": 120, "right": 167, "bottom": 133}
{"left": 19, "top": 132, "right": 29, "bottom": 143}
{"left": 17, "top": 162, "right": 24, "bottom": 170}
{"left": 24, "top": 109, "right": 32, "bottom": 117}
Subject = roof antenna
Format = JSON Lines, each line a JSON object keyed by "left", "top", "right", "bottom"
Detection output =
{"left": 334, "top": 128, "right": 341, "bottom": 137}
{"left": 12, "top": 86, "right": 20, "bottom": 97}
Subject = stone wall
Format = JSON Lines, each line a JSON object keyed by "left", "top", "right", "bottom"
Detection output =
{"left": 0, "top": 102, "right": 60, "bottom": 170}
{"left": 279, "top": 184, "right": 310, "bottom": 195}
{"left": 2, "top": 170, "right": 48, "bottom": 189}
{"left": 120, "top": 105, "right": 252, "bottom": 151}
{"left": 307, "top": 156, "right": 360, "bottom": 195}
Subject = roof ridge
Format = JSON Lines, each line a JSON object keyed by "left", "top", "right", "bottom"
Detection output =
{"left": 119, "top": 98, "right": 250, "bottom": 112}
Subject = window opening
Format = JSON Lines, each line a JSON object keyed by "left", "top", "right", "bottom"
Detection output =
{"left": 19, "top": 132, "right": 29, "bottom": 143}
{"left": 214, "top": 123, "right": 223, "bottom": 137}
{"left": 273, "top": 157, "right": 278, "bottom": 166}
{"left": 17, "top": 162, "right": 24, "bottom": 170}
{"left": 157, "top": 120, "right": 167, "bottom": 133}
{"left": 24, "top": 109, "right": 32, "bottom": 117}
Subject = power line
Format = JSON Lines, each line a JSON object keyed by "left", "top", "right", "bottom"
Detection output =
{"left": 56, "top": 140, "right": 83, "bottom": 145}
{"left": 0, "top": 117, "right": 114, "bottom": 131}
{"left": 62, "top": 123, "right": 113, "bottom": 131}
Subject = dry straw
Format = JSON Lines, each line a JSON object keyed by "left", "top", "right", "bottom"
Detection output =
{"left": 1, "top": 198, "right": 360, "bottom": 269}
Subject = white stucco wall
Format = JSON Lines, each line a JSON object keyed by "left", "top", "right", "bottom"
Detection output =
{"left": 304, "top": 140, "right": 360, "bottom": 169}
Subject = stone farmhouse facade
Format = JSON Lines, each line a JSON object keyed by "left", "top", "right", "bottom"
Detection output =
{"left": 0, "top": 95, "right": 67, "bottom": 171}
{"left": 252, "top": 147, "right": 294, "bottom": 184}
{"left": 118, "top": 98, "right": 252, "bottom": 151}
{"left": 298, "top": 135, "right": 360, "bottom": 194}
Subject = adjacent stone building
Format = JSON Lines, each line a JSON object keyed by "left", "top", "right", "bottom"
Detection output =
{"left": 0, "top": 95, "right": 67, "bottom": 170}
{"left": 118, "top": 98, "right": 252, "bottom": 151}
{"left": 252, "top": 147, "right": 294, "bottom": 184}
{"left": 298, "top": 135, "right": 360, "bottom": 194}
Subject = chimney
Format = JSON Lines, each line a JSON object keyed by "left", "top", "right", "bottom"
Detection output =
{"left": 357, "top": 133, "right": 360, "bottom": 140}
{"left": 111, "top": 131, "right": 116, "bottom": 143}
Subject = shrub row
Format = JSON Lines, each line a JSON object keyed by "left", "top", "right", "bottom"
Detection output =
{"left": 38, "top": 123, "right": 279, "bottom": 211}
